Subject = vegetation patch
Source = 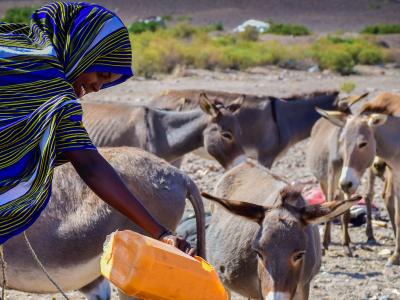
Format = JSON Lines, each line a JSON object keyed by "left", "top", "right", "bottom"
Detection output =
{"left": 267, "top": 22, "right": 311, "bottom": 36}
{"left": 311, "top": 36, "right": 385, "bottom": 74}
{"left": 1, "top": 6, "right": 37, "bottom": 25}
{"left": 361, "top": 24, "right": 400, "bottom": 35}
{"left": 341, "top": 81, "right": 356, "bottom": 93}
{"left": 130, "top": 23, "right": 392, "bottom": 77}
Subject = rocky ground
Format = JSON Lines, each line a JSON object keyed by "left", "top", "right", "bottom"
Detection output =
{"left": 5, "top": 64, "right": 400, "bottom": 299}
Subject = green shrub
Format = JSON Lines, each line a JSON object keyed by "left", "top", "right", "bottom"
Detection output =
{"left": 313, "top": 36, "right": 385, "bottom": 73}
{"left": 361, "top": 23, "right": 400, "bottom": 34}
{"left": 326, "top": 35, "right": 356, "bottom": 44}
{"left": 205, "top": 22, "right": 224, "bottom": 32}
{"left": 237, "top": 26, "right": 259, "bottom": 41}
{"left": 312, "top": 42, "right": 355, "bottom": 75}
{"left": 1, "top": 6, "right": 37, "bottom": 24}
{"left": 358, "top": 48, "right": 384, "bottom": 64}
{"left": 170, "top": 22, "right": 199, "bottom": 39}
{"left": 132, "top": 25, "right": 389, "bottom": 77}
{"left": 129, "top": 20, "right": 164, "bottom": 34}
{"left": 267, "top": 22, "right": 311, "bottom": 36}
{"left": 341, "top": 82, "right": 356, "bottom": 93}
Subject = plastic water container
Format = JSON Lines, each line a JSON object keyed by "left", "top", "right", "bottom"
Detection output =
{"left": 100, "top": 230, "right": 228, "bottom": 300}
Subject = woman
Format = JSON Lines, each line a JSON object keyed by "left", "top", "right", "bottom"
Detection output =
{"left": 0, "top": 2, "right": 193, "bottom": 254}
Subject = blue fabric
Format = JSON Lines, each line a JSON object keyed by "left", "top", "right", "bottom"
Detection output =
{"left": 0, "top": 2, "right": 133, "bottom": 244}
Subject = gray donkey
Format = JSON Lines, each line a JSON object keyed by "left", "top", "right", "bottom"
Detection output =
{"left": 150, "top": 89, "right": 339, "bottom": 167}
{"left": 82, "top": 94, "right": 244, "bottom": 165}
{"left": 200, "top": 102, "right": 360, "bottom": 299}
{"left": 2, "top": 147, "right": 205, "bottom": 300}
{"left": 307, "top": 93, "right": 378, "bottom": 255}
{"left": 316, "top": 92, "right": 400, "bottom": 266}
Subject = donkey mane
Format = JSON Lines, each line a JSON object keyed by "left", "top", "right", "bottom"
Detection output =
{"left": 282, "top": 90, "right": 339, "bottom": 102}
{"left": 360, "top": 92, "right": 400, "bottom": 116}
{"left": 160, "top": 89, "right": 339, "bottom": 103}
{"left": 278, "top": 186, "right": 305, "bottom": 209}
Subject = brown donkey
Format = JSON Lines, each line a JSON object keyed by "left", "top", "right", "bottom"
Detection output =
{"left": 200, "top": 103, "right": 360, "bottom": 299}
{"left": 317, "top": 92, "right": 400, "bottom": 266}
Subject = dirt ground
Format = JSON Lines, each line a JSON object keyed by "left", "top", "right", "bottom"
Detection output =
{"left": 4, "top": 64, "right": 400, "bottom": 299}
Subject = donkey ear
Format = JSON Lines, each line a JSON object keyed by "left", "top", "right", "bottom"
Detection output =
{"left": 199, "top": 93, "right": 218, "bottom": 117}
{"left": 201, "top": 192, "right": 267, "bottom": 224}
{"left": 177, "top": 97, "right": 189, "bottom": 111}
{"left": 368, "top": 113, "right": 388, "bottom": 127}
{"left": 346, "top": 92, "right": 369, "bottom": 107}
{"left": 301, "top": 195, "right": 361, "bottom": 224}
{"left": 226, "top": 95, "right": 245, "bottom": 113}
{"left": 315, "top": 107, "right": 348, "bottom": 127}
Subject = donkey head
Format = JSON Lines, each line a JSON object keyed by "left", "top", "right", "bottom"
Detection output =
{"left": 316, "top": 107, "right": 387, "bottom": 194}
{"left": 199, "top": 93, "right": 244, "bottom": 169}
{"left": 202, "top": 189, "right": 360, "bottom": 300}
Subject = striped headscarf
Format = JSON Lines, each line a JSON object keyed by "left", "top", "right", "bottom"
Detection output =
{"left": 0, "top": 2, "right": 133, "bottom": 244}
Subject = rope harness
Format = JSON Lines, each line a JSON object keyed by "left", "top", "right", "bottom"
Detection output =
{"left": 0, "top": 233, "right": 70, "bottom": 300}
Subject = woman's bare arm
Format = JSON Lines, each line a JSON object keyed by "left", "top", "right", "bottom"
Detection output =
{"left": 64, "top": 149, "right": 194, "bottom": 255}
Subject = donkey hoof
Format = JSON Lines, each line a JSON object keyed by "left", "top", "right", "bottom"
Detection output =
{"left": 366, "top": 238, "right": 379, "bottom": 246}
{"left": 344, "top": 245, "right": 353, "bottom": 257}
{"left": 322, "top": 242, "right": 330, "bottom": 251}
{"left": 387, "top": 254, "right": 400, "bottom": 266}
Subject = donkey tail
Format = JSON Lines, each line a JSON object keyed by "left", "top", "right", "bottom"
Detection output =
{"left": 185, "top": 177, "right": 206, "bottom": 259}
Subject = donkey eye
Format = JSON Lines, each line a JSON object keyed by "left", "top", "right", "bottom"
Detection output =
{"left": 221, "top": 131, "right": 233, "bottom": 140}
{"left": 293, "top": 251, "right": 305, "bottom": 261}
{"left": 358, "top": 141, "right": 368, "bottom": 148}
{"left": 254, "top": 250, "right": 262, "bottom": 259}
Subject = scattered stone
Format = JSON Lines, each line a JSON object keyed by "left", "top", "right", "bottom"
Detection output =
{"left": 379, "top": 249, "right": 392, "bottom": 257}
{"left": 308, "top": 65, "right": 320, "bottom": 73}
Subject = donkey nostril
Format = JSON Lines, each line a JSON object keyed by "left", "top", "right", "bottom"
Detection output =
{"left": 341, "top": 181, "right": 353, "bottom": 191}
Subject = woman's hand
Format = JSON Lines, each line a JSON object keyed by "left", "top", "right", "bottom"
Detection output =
{"left": 158, "top": 230, "right": 195, "bottom": 256}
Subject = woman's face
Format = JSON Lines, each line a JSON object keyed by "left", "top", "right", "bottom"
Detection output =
{"left": 73, "top": 72, "right": 122, "bottom": 98}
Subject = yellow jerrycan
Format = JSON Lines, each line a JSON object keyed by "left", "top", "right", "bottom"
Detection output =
{"left": 100, "top": 230, "right": 229, "bottom": 300}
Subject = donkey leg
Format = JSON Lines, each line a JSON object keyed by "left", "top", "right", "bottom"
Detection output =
{"left": 383, "top": 170, "right": 396, "bottom": 231}
{"left": 387, "top": 190, "right": 400, "bottom": 266}
{"left": 365, "top": 168, "right": 377, "bottom": 244}
{"left": 322, "top": 222, "right": 331, "bottom": 251}
{"left": 341, "top": 210, "right": 352, "bottom": 257}
{"left": 79, "top": 276, "right": 111, "bottom": 300}
{"left": 322, "top": 166, "right": 337, "bottom": 251}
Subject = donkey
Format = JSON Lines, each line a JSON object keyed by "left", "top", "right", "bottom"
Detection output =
{"left": 316, "top": 92, "right": 400, "bottom": 266}
{"left": 2, "top": 147, "right": 206, "bottom": 300}
{"left": 150, "top": 89, "right": 339, "bottom": 167}
{"left": 200, "top": 103, "right": 360, "bottom": 299}
{"left": 81, "top": 94, "right": 244, "bottom": 165}
{"left": 307, "top": 93, "right": 377, "bottom": 254}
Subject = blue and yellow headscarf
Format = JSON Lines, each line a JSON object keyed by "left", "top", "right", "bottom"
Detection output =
{"left": 0, "top": 2, "right": 133, "bottom": 244}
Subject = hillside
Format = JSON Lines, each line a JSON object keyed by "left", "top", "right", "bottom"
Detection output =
{"left": 1, "top": 0, "right": 400, "bottom": 32}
